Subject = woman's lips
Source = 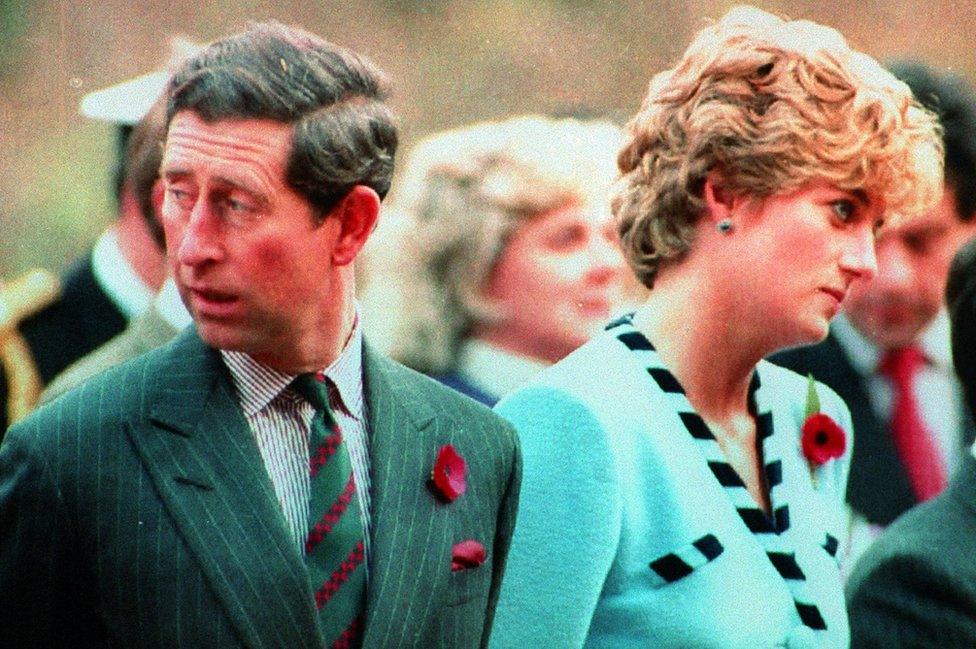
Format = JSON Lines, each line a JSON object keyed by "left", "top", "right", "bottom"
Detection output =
{"left": 576, "top": 298, "right": 611, "bottom": 317}
{"left": 820, "top": 287, "right": 846, "bottom": 304}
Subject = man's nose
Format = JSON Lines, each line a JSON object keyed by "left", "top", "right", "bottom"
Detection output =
{"left": 177, "top": 201, "right": 224, "bottom": 268}
{"left": 870, "top": 241, "right": 919, "bottom": 289}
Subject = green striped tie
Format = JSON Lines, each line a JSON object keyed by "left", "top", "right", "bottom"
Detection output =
{"left": 291, "top": 372, "right": 365, "bottom": 648}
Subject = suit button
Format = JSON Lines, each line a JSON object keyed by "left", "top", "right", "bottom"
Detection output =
{"left": 784, "top": 626, "right": 818, "bottom": 649}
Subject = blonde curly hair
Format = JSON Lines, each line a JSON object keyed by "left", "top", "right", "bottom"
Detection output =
{"left": 614, "top": 5, "right": 944, "bottom": 288}
{"left": 368, "top": 115, "right": 623, "bottom": 374}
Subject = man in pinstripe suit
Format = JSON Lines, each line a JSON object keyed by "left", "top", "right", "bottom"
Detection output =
{"left": 0, "top": 21, "right": 520, "bottom": 649}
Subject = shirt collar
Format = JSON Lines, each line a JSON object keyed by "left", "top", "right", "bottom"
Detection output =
{"left": 455, "top": 338, "right": 548, "bottom": 399}
{"left": 919, "top": 309, "right": 952, "bottom": 371}
{"left": 154, "top": 278, "right": 193, "bottom": 331}
{"left": 91, "top": 227, "right": 154, "bottom": 320}
{"left": 832, "top": 309, "right": 952, "bottom": 375}
{"left": 222, "top": 312, "right": 364, "bottom": 419}
{"left": 830, "top": 313, "right": 880, "bottom": 376}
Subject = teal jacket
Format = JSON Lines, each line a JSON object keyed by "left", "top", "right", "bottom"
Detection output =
{"left": 491, "top": 330, "right": 852, "bottom": 648}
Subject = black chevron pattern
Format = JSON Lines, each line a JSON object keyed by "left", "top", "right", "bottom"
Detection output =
{"left": 610, "top": 315, "right": 828, "bottom": 633}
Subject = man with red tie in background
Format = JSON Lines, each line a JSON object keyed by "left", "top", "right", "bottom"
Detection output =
{"left": 0, "top": 21, "right": 520, "bottom": 648}
{"left": 772, "top": 60, "right": 976, "bottom": 561}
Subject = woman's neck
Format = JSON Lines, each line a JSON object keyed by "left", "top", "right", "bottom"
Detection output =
{"left": 633, "top": 269, "right": 763, "bottom": 427}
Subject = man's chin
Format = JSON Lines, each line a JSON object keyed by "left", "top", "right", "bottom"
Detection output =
{"left": 196, "top": 322, "right": 248, "bottom": 354}
{"left": 855, "top": 315, "right": 931, "bottom": 350}
{"left": 872, "top": 331, "right": 928, "bottom": 350}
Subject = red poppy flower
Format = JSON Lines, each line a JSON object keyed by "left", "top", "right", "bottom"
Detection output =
{"left": 801, "top": 413, "right": 846, "bottom": 466}
{"left": 431, "top": 444, "right": 467, "bottom": 502}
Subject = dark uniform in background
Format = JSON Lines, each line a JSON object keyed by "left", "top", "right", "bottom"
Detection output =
{"left": 0, "top": 50, "right": 190, "bottom": 436}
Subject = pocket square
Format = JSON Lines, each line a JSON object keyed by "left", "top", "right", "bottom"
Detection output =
{"left": 451, "top": 539, "right": 486, "bottom": 572}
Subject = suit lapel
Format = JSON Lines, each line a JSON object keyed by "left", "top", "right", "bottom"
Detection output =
{"left": 815, "top": 334, "right": 916, "bottom": 524}
{"left": 126, "top": 328, "right": 325, "bottom": 649}
{"left": 359, "top": 345, "right": 455, "bottom": 647}
{"left": 949, "top": 452, "right": 976, "bottom": 514}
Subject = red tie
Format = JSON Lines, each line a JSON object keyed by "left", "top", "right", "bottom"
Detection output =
{"left": 878, "top": 346, "right": 948, "bottom": 502}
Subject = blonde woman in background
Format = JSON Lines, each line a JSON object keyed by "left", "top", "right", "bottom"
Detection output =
{"left": 490, "top": 6, "right": 943, "bottom": 648}
{"left": 365, "top": 115, "right": 632, "bottom": 405}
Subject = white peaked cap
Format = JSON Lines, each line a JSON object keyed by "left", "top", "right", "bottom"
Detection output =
{"left": 79, "top": 37, "right": 203, "bottom": 125}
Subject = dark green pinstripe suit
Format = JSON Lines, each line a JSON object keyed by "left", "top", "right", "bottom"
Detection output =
{"left": 0, "top": 326, "right": 521, "bottom": 648}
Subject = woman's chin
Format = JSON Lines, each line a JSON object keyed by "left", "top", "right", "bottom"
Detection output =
{"left": 775, "top": 319, "right": 832, "bottom": 353}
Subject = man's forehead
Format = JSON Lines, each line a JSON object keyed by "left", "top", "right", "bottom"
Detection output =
{"left": 162, "top": 111, "right": 292, "bottom": 186}
{"left": 878, "top": 213, "right": 951, "bottom": 240}
{"left": 164, "top": 112, "right": 292, "bottom": 161}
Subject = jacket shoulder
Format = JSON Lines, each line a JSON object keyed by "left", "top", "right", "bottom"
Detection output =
{"left": 368, "top": 351, "right": 516, "bottom": 435}
{"left": 19, "top": 255, "right": 128, "bottom": 379}
{"left": 26, "top": 333, "right": 185, "bottom": 432}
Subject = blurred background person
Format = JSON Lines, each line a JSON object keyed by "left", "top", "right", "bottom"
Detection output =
{"left": 40, "top": 93, "right": 194, "bottom": 403}
{"left": 846, "top": 237, "right": 976, "bottom": 648}
{"left": 490, "top": 6, "right": 943, "bottom": 647}
{"left": 772, "top": 61, "right": 976, "bottom": 561}
{"left": 0, "top": 41, "right": 197, "bottom": 435}
{"left": 0, "top": 270, "right": 60, "bottom": 428}
{"left": 364, "top": 114, "right": 631, "bottom": 406}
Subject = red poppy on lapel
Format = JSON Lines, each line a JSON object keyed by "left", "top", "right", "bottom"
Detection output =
{"left": 451, "top": 539, "right": 486, "bottom": 571}
{"left": 430, "top": 444, "right": 467, "bottom": 502}
{"left": 801, "top": 413, "right": 846, "bottom": 466}
{"left": 801, "top": 373, "right": 846, "bottom": 468}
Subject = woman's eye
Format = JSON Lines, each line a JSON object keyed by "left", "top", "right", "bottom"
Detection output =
{"left": 831, "top": 199, "right": 855, "bottom": 222}
{"left": 547, "top": 225, "right": 586, "bottom": 250}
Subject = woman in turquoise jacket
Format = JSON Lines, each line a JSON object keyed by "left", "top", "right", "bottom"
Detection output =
{"left": 490, "top": 6, "right": 943, "bottom": 648}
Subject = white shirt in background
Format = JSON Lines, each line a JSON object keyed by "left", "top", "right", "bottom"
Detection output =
{"left": 91, "top": 228, "right": 154, "bottom": 320}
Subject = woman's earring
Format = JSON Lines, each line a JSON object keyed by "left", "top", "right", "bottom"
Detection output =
{"left": 717, "top": 219, "right": 733, "bottom": 234}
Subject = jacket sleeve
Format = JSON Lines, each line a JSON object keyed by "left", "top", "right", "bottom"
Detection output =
{"left": 0, "top": 415, "right": 89, "bottom": 647}
{"left": 489, "top": 386, "right": 621, "bottom": 648}
{"left": 847, "top": 551, "right": 976, "bottom": 648}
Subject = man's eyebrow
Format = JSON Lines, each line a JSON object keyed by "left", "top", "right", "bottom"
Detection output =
{"left": 211, "top": 174, "right": 271, "bottom": 205}
{"left": 161, "top": 166, "right": 189, "bottom": 179}
{"left": 160, "top": 168, "right": 265, "bottom": 198}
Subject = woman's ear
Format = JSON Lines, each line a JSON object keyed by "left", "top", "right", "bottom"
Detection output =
{"left": 702, "top": 171, "right": 736, "bottom": 224}
{"left": 330, "top": 185, "right": 381, "bottom": 267}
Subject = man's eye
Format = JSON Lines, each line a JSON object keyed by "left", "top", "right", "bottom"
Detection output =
{"left": 831, "top": 199, "right": 855, "bottom": 222}
{"left": 905, "top": 233, "right": 934, "bottom": 255}
{"left": 224, "top": 197, "right": 253, "bottom": 214}
{"left": 165, "top": 186, "right": 193, "bottom": 208}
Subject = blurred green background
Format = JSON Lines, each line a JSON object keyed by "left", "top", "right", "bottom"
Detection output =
{"left": 2, "top": 0, "right": 975, "bottom": 277}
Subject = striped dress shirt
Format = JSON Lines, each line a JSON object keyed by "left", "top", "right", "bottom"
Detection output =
{"left": 221, "top": 321, "right": 372, "bottom": 568}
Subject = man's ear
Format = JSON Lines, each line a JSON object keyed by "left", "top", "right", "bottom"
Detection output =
{"left": 329, "top": 185, "right": 381, "bottom": 267}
